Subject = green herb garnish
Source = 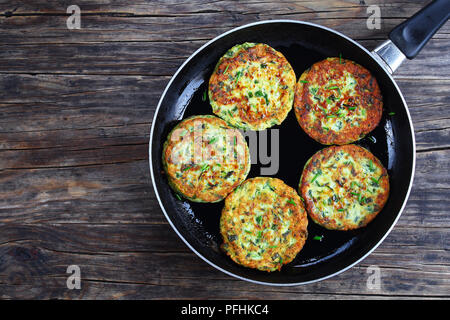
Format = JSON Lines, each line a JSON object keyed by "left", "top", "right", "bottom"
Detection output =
{"left": 368, "top": 160, "right": 375, "bottom": 172}
{"left": 208, "top": 137, "right": 217, "bottom": 144}
{"left": 319, "top": 106, "right": 328, "bottom": 115}
{"left": 311, "top": 172, "right": 321, "bottom": 183}
{"left": 234, "top": 71, "right": 242, "bottom": 84}
{"left": 287, "top": 199, "right": 296, "bottom": 206}
{"left": 313, "top": 235, "right": 324, "bottom": 241}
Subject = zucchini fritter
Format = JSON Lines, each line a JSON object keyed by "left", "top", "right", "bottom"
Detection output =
{"left": 294, "top": 57, "right": 383, "bottom": 145}
{"left": 209, "top": 43, "right": 296, "bottom": 131}
{"left": 162, "top": 115, "right": 251, "bottom": 203}
{"left": 299, "top": 144, "right": 389, "bottom": 230}
{"left": 220, "top": 177, "right": 308, "bottom": 271}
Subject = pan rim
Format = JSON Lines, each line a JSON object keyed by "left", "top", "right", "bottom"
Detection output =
{"left": 149, "top": 19, "right": 416, "bottom": 286}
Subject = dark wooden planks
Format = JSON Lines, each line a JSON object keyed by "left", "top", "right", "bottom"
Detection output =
{"left": 0, "top": 225, "right": 448, "bottom": 299}
{"left": 1, "top": 0, "right": 448, "bottom": 46}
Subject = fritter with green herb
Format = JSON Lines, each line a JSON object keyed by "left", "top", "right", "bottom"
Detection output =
{"left": 162, "top": 115, "right": 251, "bottom": 203}
{"left": 220, "top": 177, "right": 308, "bottom": 271}
{"left": 299, "top": 144, "right": 389, "bottom": 230}
{"left": 209, "top": 43, "right": 296, "bottom": 131}
{"left": 294, "top": 57, "right": 383, "bottom": 145}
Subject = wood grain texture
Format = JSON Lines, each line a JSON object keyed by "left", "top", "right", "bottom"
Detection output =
{"left": 0, "top": 0, "right": 449, "bottom": 299}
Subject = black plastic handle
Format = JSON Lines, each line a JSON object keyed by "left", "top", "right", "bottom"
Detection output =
{"left": 389, "top": 0, "right": 450, "bottom": 59}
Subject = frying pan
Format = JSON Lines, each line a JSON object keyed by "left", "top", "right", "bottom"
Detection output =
{"left": 149, "top": 0, "right": 449, "bottom": 285}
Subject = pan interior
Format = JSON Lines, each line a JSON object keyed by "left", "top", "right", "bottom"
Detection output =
{"left": 151, "top": 21, "right": 414, "bottom": 285}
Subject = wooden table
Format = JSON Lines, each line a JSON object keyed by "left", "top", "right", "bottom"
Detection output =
{"left": 0, "top": 0, "right": 448, "bottom": 299}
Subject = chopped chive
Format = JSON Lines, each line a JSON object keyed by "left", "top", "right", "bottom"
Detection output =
{"left": 339, "top": 53, "right": 342, "bottom": 64}
{"left": 200, "top": 164, "right": 209, "bottom": 172}
{"left": 300, "top": 80, "right": 309, "bottom": 84}
{"left": 202, "top": 90, "right": 207, "bottom": 101}
{"left": 337, "top": 208, "right": 345, "bottom": 212}
{"left": 175, "top": 193, "right": 182, "bottom": 201}
{"left": 326, "top": 86, "right": 339, "bottom": 90}
{"left": 350, "top": 191, "right": 360, "bottom": 197}
{"left": 182, "top": 165, "right": 191, "bottom": 172}
{"left": 368, "top": 160, "right": 375, "bottom": 172}
{"left": 388, "top": 112, "right": 396, "bottom": 116}
{"left": 223, "top": 65, "right": 229, "bottom": 74}
{"left": 351, "top": 181, "right": 361, "bottom": 188}
{"left": 208, "top": 137, "right": 217, "bottom": 144}
{"left": 287, "top": 199, "right": 296, "bottom": 206}
{"left": 234, "top": 71, "right": 242, "bottom": 84}
{"left": 254, "top": 90, "right": 263, "bottom": 97}
{"left": 343, "top": 103, "right": 357, "bottom": 110}
{"left": 370, "top": 177, "right": 379, "bottom": 185}
{"left": 256, "top": 215, "right": 262, "bottom": 225}
{"left": 311, "top": 172, "right": 321, "bottom": 183}
{"left": 368, "top": 136, "right": 376, "bottom": 143}
{"left": 313, "top": 235, "right": 324, "bottom": 241}
{"left": 322, "top": 126, "right": 330, "bottom": 131}
{"left": 319, "top": 106, "right": 328, "bottom": 115}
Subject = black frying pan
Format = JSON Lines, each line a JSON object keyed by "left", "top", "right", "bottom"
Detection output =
{"left": 149, "top": 0, "right": 449, "bottom": 285}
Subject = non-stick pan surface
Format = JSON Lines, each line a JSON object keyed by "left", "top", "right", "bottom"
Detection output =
{"left": 150, "top": 20, "right": 415, "bottom": 285}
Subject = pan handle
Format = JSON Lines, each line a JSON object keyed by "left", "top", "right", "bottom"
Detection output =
{"left": 389, "top": 0, "right": 449, "bottom": 60}
{"left": 372, "top": 0, "right": 449, "bottom": 74}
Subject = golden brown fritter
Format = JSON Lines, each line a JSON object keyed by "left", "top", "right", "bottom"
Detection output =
{"left": 162, "top": 115, "right": 251, "bottom": 203}
{"left": 221, "top": 177, "right": 308, "bottom": 271}
{"left": 294, "top": 57, "right": 383, "bottom": 145}
{"left": 209, "top": 43, "right": 296, "bottom": 131}
{"left": 299, "top": 144, "right": 389, "bottom": 230}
